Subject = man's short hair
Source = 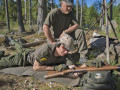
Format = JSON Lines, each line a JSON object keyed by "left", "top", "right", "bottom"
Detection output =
{"left": 62, "top": 0, "right": 73, "bottom": 6}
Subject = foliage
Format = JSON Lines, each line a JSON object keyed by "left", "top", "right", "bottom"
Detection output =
{"left": 21, "top": 0, "right": 38, "bottom": 24}
{"left": 113, "top": 73, "right": 120, "bottom": 90}
{"left": 84, "top": 5, "right": 99, "bottom": 27}
{"left": 82, "top": 3, "right": 88, "bottom": 26}
{"left": 31, "top": 0, "right": 38, "bottom": 24}
{"left": 113, "top": 4, "right": 120, "bottom": 26}
{"left": 0, "top": 0, "right": 5, "bottom": 22}
{"left": 8, "top": 0, "right": 17, "bottom": 22}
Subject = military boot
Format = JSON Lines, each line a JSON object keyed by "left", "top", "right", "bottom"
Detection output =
{"left": 8, "top": 37, "right": 16, "bottom": 45}
{"left": 5, "top": 36, "right": 16, "bottom": 46}
{"left": 0, "top": 50, "right": 5, "bottom": 59}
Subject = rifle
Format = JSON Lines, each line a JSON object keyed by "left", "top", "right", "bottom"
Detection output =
{"left": 44, "top": 65, "right": 120, "bottom": 79}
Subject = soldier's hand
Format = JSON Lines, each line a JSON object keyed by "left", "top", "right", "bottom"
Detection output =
{"left": 68, "top": 65, "right": 76, "bottom": 69}
{"left": 80, "top": 63, "right": 87, "bottom": 68}
{"left": 51, "top": 42, "right": 56, "bottom": 44}
{"left": 54, "top": 64, "right": 68, "bottom": 71}
{"left": 85, "top": 60, "right": 104, "bottom": 68}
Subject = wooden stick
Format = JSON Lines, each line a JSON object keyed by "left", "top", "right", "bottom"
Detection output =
{"left": 105, "top": 0, "right": 110, "bottom": 64}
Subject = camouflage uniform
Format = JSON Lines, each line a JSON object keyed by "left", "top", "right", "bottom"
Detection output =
{"left": 0, "top": 41, "right": 74, "bottom": 68}
{"left": 0, "top": 41, "right": 34, "bottom": 68}
{"left": 28, "top": 44, "right": 74, "bottom": 66}
{"left": 44, "top": 8, "right": 88, "bottom": 58}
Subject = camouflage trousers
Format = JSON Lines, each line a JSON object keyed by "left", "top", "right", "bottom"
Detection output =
{"left": 69, "top": 29, "right": 88, "bottom": 58}
{"left": 0, "top": 41, "right": 34, "bottom": 68}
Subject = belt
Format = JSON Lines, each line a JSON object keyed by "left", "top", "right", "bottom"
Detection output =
{"left": 23, "top": 50, "right": 34, "bottom": 67}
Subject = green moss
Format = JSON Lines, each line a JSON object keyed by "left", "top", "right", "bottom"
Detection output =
{"left": 113, "top": 74, "right": 120, "bottom": 90}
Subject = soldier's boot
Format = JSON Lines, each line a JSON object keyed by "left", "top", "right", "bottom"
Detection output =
{"left": 8, "top": 37, "right": 24, "bottom": 53}
{"left": 7, "top": 37, "right": 16, "bottom": 46}
{"left": 4, "top": 36, "right": 16, "bottom": 46}
{"left": 0, "top": 50, "right": 5, "bottom": 59}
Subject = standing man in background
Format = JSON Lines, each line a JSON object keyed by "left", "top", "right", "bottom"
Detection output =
{"left": 43, "top": 0, "right": 88, "bottom": 64}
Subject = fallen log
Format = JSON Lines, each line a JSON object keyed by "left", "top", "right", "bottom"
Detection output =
{"left": 22, "top": 40, "right": 47, "bottom": 48}
{"left": 7, "top": 40, "right": 47, "bottom": 50}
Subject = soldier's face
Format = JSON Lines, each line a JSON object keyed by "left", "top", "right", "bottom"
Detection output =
{"left": 57, "top": 45, "right": 68, "bottom": 56}
{"left": 61, "top": 1, "right": 72, "bottom": 14}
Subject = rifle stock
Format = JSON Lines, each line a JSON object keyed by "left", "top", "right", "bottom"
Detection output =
{"left": 44, "top": 65, "right": 120, "bottom": 79}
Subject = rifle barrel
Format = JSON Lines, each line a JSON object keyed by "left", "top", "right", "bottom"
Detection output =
{"left": 44, "top": 65, "right": 120, "bottom": 79}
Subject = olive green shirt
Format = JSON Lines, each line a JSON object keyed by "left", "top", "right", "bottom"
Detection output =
{"left": 44, "top": 8, "right": 78, "bottom": 38}
{"left": 29, "top": 44, "right": 74, "bottom": 66}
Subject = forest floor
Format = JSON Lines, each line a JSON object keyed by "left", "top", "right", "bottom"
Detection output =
{"left": 0, "top": 29, "right": 120, "bottom": 89}
{"left": 0, "top": 73, "right": 80, "bottom": 90}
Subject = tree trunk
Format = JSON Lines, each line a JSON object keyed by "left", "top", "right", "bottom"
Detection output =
{"left": 17, "top": 0, "right": 25, "bottom": 33}
{"left": 99, "top": 0, "right": 104, "bottom": 28}
{"left": 5, "top": 0, "right": 10, "bottom": 31}
{"left": 22, "top": 40, "right": 46, "bottom": 48}
{"left": 37, "top": 0, "right": 47, "bottom": 34}
{"left": 105, "top": 0, "right": 110, "bottom": 64}
{"left": 25, "top": 0, "right": 27, "bottom": 22}
{"left": 80, "top": 0, "right": 83, "bottom": 27}
{"left": 110, "top": 0, "right": 113, "bottom": 20}
{"left": 51, "top": 0, "right": 53, "bottom": 10}
{"left": 76, "top": 0, "right": 79, "bottom": 21}
{"left": 29, "top": 0, "right": 32, "bottom": 28}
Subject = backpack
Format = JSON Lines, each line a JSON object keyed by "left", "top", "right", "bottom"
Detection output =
{"left": 79, "top": 70, "right": 115, "bottom": 90}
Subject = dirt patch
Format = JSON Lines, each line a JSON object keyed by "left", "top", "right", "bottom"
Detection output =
{"left": 0, "top": 73, "right": 80, "bottom": 90}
